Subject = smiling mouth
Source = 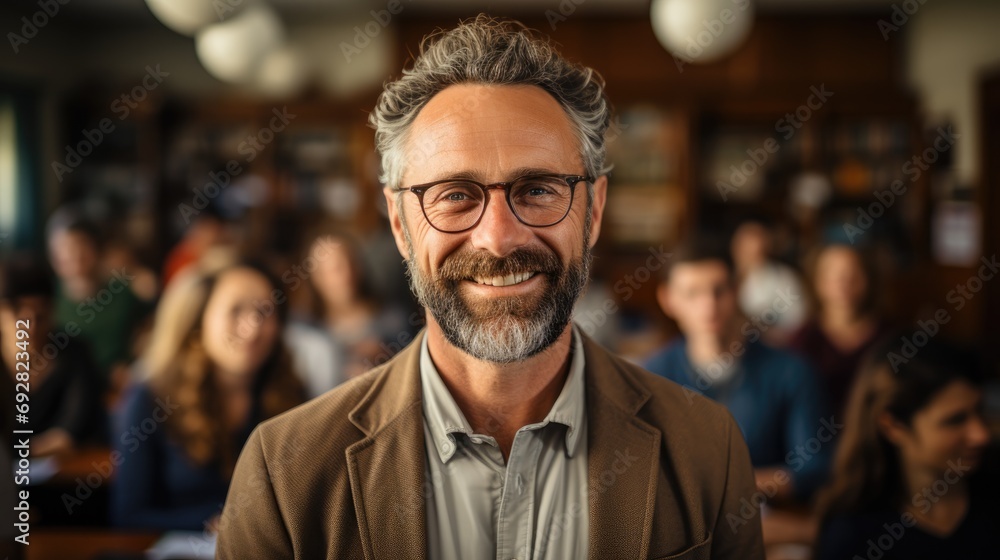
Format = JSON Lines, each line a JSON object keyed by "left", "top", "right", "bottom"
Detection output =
{"left": 468, "top": 271, "right": 537, "bottom": 287}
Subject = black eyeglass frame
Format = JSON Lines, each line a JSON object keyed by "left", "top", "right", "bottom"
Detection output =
{"left": 396, "top": 173, "right": 594, "bottom": 234}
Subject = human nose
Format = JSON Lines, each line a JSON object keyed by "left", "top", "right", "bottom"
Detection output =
{"left": 967, "top": 413, "right": 991, "bottom": 448}
{"left": 468, "top": 187, "right": 534, "bottom": 257}
{"left": 234, "top": 310, "right": 264, "bottom": 343}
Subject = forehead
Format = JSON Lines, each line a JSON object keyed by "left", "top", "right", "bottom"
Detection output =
{"left": 819, "top": 247, "right": 860, "bottom": 269}
{"left": 211, "top": 268, "right": 270, "bottom": 300}
{"left": 671, "top": 261, "right": 732, "bottom": 286}
{"left": 51, "top": 229, "right": 93, "bottom": 247}
{"left": 404, "top": 84, "right": 582, "bottom": 183}
{"left": 922, "top": 380, "right": 981, "bottom": 416}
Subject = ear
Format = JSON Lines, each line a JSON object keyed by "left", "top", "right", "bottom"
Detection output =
{"left": 383, "top": 186, "right": 410, "bottom": 259}
{"left": 877, "top": 411, "right": 909, "bottom": 446}
{"left": 656, "top": 281, "right": 673, "bottom": 319}
{"left": 587, "top": 175, "right": 608, "bottom": 248}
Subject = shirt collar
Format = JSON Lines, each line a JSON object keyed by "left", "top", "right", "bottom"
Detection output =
{"left": 420, "top": 326, "right": 587, "bottom": 463}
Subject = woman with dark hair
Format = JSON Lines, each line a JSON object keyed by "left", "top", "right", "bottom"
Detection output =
{"left": 790, "top": 244, "right": 890, "bottom": 415}
{"left": 814, "top": 337, "right": 998, "bottom": 559}
{"left": 111, "top": 259, "right": 305, "bottom": 531}
{"left": 293, "top": 228, "right": 409, "bottom": 386}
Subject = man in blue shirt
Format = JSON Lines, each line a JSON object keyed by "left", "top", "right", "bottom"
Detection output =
{"left": 645, "top": 239, "right": 833, "bottom": 505}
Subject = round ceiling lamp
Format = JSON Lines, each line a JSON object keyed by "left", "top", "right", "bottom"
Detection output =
{"left": 650, "top": 0, "right": 755, "bottom": 64}
{"left": 255, "top": 45, "right": 311, "bottom": 98}
{"left": 195, "top": 4, "right": 284, "bottom": 84}
{"left": 144, "top": 0, "right": 245, "bottom": 36}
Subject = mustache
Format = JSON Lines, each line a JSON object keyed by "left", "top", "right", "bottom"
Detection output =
{"left": 438, "top": 247, "right": 563, "bottom": 282}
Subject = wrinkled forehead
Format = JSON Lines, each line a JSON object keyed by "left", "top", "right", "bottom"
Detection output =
{"left": 403, "top": 84, "right": 583, "bottom": 183}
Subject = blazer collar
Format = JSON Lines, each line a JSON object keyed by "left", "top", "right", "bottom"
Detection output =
{"left": 344, "top": 327, "right": 663, "bottom": 560}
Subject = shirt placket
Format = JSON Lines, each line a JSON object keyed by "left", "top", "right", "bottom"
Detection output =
{"left": 496, "top": 428, "right": 540, "bottom": 560}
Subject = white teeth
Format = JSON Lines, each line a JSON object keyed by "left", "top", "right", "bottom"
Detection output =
{"left": 472, "top": 271, "right": 536, "bottom": 287}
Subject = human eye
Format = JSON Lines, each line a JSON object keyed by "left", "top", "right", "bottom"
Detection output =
{"left": 426, "top": 181, "right": 482, "bottom": 209}
{"left": 512, "top": 176, "right": 565, "bottom": 203}
{"left": 428, "top": 181, "right": 482, "bottom": 202}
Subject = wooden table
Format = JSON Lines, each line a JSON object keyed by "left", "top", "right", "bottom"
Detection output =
{"left": 26, "top": 530, "right": 159, "bottom": 560}
{"left": 48, "top": 447, "right": 115, "bottom": 485}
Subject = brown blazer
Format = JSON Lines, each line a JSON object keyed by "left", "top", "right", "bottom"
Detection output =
{"left": 216, "top": 331, "right": 765, "bottom": 559}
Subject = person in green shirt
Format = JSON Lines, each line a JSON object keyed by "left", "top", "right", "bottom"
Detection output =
{"left": 47, "top": 214, "right": 153, "bottom": 402}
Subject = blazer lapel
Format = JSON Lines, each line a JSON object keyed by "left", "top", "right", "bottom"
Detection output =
{"left": 341, "top": 329, "right": 665, "bottom": 559}
{"left": 346, "top": 331, "right": 428, "bottom": 560}
{"left": 583, "top": 334, "right": 663, "bottom": 560}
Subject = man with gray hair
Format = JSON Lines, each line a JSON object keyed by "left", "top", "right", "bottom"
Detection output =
{"left": 218, "top": 15, "right": 764, "bottom": 559}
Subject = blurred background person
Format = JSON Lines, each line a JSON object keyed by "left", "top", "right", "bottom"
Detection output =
{"left": 731, "top": 220, "right": 809, "bottom": 347}
{"left": 103, "top": 238, "right": 159, "bottom": 306}
{"left": 46, "top": 212, "right": 154, "bottom": 404}
{"left": 103, "top": 237, "right": 160, "bottom": 371}
{"left": 814, "top": 337, "right": 998, "bottom": 560}
{"left": 1, "top": 256, "right": 106, "bottom": 458}
{"left": 301, "top": 228, "right": 409, "bottom": 381}
{"left": 791, "top": 244, "right": 891, "bottom": 417}
{"left": 111, "top": 259, "right": 305, "bottom": 531}
{"left": 644, "top": 239, "right": 831, "bottom": 541}
{"left": 282, "top": 228, "right": 347, "bottom": 399}
{"left": 161, "top": 207, "right": 231, "bottom": 289}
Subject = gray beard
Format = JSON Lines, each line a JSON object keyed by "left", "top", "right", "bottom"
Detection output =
{"left": 406, "top": 244, "right": 591, "bottom": 364}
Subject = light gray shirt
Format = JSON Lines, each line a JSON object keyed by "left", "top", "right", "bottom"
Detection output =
{"left": 420, "top": 327, "right": 589, "bottom": 560}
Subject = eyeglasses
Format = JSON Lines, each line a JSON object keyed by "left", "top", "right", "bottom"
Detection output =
{"left": 397, "top": 173, "right": 593, "bottom": 234}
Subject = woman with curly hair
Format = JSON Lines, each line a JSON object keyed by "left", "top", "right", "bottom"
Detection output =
{"left": 111, "top": 259, "right": 305, "bottom": 531}
{"left": 813, "top": 336, "right": 998, "bottom": 559}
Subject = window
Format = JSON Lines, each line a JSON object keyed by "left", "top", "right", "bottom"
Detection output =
{"left": 0, "top": 96, "right": 18, "bottom": 253}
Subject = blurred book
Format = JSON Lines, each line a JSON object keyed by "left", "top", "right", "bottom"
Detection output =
{"left": 146, "top": 531, "right": 216, "bottom": 560}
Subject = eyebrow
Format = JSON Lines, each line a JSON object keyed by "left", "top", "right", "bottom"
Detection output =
{"left": 430, "top": 166, "right": 568, "bottom": 183}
